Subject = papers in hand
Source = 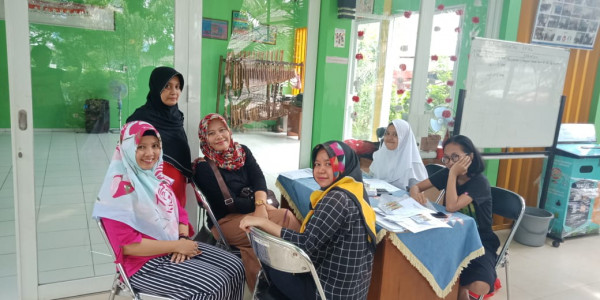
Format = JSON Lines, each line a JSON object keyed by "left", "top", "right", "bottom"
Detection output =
{"left": 376, "top": 194, "right": 450, "bottom": 233}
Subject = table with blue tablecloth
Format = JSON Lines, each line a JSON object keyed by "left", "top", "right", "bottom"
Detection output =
{"left": 276, "top": 171, "right": 484, "bottom": 299}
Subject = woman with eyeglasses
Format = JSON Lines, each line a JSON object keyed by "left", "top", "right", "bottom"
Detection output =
{"left": 409, "top": 135, "right": 500, "bottom": 300}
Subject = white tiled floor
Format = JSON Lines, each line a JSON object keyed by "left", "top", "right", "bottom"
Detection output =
{"left": 0, "top": 131, "right": 120, "bottom": 299}
{"left": 3, "top": 131, "right": 600, "bottom": 299}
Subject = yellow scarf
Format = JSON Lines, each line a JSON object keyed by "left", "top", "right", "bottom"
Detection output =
{"left": 300, "top": 177, "right": 376, "bottom": 244}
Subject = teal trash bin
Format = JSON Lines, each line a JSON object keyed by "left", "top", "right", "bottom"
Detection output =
{"left": 514, "top": 206, "right": 553, "bottom": 247}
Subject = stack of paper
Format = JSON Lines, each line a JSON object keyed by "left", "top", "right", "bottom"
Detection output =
{"left": 375, "top": 194, "right": 450, "bottom": 233}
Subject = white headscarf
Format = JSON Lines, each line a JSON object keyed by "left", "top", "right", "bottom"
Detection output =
{"left": 92, "top": 121, "right": 179, "bottom": 241}
{"left": 370, "top": 119, "right": 428, "bottom": 190}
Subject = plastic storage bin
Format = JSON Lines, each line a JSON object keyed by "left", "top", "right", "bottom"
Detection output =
{"left": 543, "top": 144, "right": 600, "bottom": 242}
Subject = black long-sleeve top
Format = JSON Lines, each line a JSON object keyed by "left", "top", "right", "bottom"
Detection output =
{"left": 193, "top": 145, "right": 267, "bottom": 226}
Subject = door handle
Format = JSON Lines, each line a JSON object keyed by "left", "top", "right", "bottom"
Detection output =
{"left": 18, "top": 109, "right": 27, "bottom": 130}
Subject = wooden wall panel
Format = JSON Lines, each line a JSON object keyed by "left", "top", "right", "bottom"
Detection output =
{"left": 493, "top": 0, "right": 600, "bottom": 228}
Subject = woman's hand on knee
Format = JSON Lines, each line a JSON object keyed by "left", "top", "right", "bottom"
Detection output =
{"left": 170, "top": 252, "right": 190, "bottom": 264}
{"left": 173, "top": 240, "right": 201, "bottom": 260}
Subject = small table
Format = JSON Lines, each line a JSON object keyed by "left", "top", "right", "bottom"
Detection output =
{"left": 276, "top": 171, "right": 484, "bottom": 299}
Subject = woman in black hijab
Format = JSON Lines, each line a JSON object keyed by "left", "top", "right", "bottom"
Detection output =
{"left": 127, "top": 66, "right": 192, "bottom": 206}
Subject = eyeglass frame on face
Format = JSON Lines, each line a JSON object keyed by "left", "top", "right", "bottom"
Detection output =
{"left": 441, "top": 153, "right": 471, "bottom": 164}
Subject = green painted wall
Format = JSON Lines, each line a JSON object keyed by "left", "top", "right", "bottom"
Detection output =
{"left": 1, "top": 0, "right": 176, "bottom": 129}
{"left": 310, "top": 1, "right": 353, "bottom": 147}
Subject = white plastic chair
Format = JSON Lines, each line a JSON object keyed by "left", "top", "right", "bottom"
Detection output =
{"left": 247, "top": 227, "right": 326, "bottom": 300}
{"left": 96, "top": 219, "right": 172, "bottom": 300}
{"left": 477, "top": 187, "right": 526, "bottom": 300}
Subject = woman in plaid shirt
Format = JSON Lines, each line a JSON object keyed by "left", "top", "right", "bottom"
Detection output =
{"left": 240, "top": 141, "right": 377, "bottom": 299}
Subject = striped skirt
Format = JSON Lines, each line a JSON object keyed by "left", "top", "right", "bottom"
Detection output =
{"left": 130, "top": 243, "right": 245, "bottom": 300}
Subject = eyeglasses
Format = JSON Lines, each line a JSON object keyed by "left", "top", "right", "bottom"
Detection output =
{"left": 441, "top": 153, "right": 470, "bottom": 164}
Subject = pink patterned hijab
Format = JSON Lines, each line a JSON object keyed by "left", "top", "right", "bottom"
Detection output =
{"left": 198, "top": 113, "right": 246, "bottom": 170}
{"left": 92, "top": 121, "right": 179, "bottom": 241}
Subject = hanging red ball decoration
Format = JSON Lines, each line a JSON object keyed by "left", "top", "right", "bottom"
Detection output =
{"left": 472, "top": 16, "right": 480, "bottom": 24}
{"left": 445, "top": 97, "right": 452, "bottom": 103}
{"left": 355, "top": 53, "right": 364, "bottom": 60}
{"left": 426, "top": 98, "right": 433, "bottom": 104}
{"left": 450, "top": 55, "right": 457, "bottom": 61}
{"left": 399, "top": 64, "right": 407, "bottom": 71}
{"left": 352, "top": 95, "right": 360, "bottom": 102}
{"left": 456, "top": 9, "right": 463, "bottom": 16}
{"left": 357, "top": 30, "right": 365, "bottom": 39}
{"left": 442, "top": 110, "right": 452, "bottom": 118}
{"left": 397, "top": 89, "right": 405, "bottom": 95}
{"left": 404, "top": 11, "right": 412, "bottom": 18}
{"left": 446, "top": 80, "right": 455, "bottom": 86}
{"left": 431, "top": 55, "right": 439, "bottom": 61}
{"left": 437, "top": 4, "right": 445, "bottom": 10}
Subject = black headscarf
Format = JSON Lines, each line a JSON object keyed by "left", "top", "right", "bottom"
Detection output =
{"left": 127, "top": 66, "right": 192, "bottom": 177}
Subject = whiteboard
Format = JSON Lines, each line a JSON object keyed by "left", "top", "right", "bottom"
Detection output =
{"left": 460, "top": 38, "right": 570, "bottom": 148}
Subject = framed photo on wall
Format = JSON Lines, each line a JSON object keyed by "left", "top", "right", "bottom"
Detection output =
{"left": 202, "top": 18, "right": 228, "bottom": 40}
{"left": 531, "top": 0, "right": 600, "bottom": 50}
{"left": 232, "top": 10, "right": 251, "bottom": 37}
{"left": 253, "top": 25, "right": 277, "bottom": 45}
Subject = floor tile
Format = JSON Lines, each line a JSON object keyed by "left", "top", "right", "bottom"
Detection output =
{"left": 37, "top": 211, "right": 88, "bottom": 232}
{"left": 0, "top": 235, "right": 16, "bottom": 255}
{"left": 0, "top": 275, "right": 17, "bottom": 300}
{"left": 0, "top": 208, "right": 15, "bottom": 221}
{"left": 37, "top": 229, "right": 90, "bottom": 250}
{"left": 39, "top": 265, "right": 95, "bottom": 285}
{"left": 38, "top": 245, "right": 93, "bottom": 272}
{"left": 0, "top": 221, "right": 15, "bottom": 237}
{"left": 0, "top": 253, "right": 17, "bottom": 276}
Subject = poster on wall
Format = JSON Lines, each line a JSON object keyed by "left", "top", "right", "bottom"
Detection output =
{"left": 0, "top": 0, "right": 115, "bottom": 31}
{"left": 334, "top": 28, "right": 346, "bottom": 48}
{"left": 202, "top": 18, "right": 228, "bottom": 40}
{"left": 531, "top": 0, "right": 600, "bottom": 50}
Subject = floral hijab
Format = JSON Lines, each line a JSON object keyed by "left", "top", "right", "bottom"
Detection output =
{"left": 198, "top": 113, "right": 246, "bottom": 170}
{"left": 92, "top": 121, "right": 179, "bottom": 241}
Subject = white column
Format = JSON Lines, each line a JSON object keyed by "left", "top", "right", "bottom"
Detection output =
{"left": 299, "top": 0, "right": 321, "bottom": 168}
{"left": 3, "top": 0, "right": 39, "bottom": 298}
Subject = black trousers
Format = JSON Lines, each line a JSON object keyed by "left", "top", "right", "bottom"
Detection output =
{"left": 264, "top": 265, "right": 318, "bottom": 300}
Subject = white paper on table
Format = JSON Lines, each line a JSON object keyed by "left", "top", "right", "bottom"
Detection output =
{"left": 378, "top": 194, "right": 434, "bottom": 217}
{"left": 279, "top": 168, "right": 313, "bottom": 180}
{"left": 363, "top": 178, "right": 400, "bottom": 193}
{"left": 423, "top": 200, "right": 439, "bottom": 212}
{"left": 375, "top": 213, "right": 407, "bottom": 233}
{"left": 387, "top": 213, "right": 450, "bottom": 233}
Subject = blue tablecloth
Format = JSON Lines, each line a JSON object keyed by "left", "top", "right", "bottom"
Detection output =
{"left": 276, "top": 172, "right": 484, "bottom": 298}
